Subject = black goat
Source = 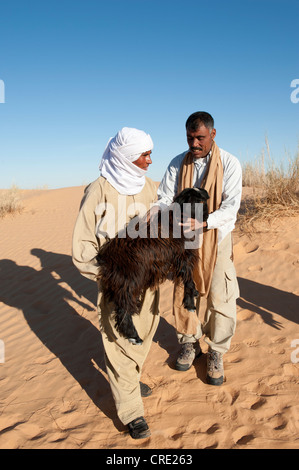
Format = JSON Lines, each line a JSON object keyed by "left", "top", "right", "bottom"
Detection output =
{"left": 96, "top": 187, "right": 209, "bottom": 344}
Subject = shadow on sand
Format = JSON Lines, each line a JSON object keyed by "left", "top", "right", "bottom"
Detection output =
{"left": 237, "top": 277, "right": 299, "bottom": 329}
{"left": 1, "top": 251, "right": 297, "bottom": 430}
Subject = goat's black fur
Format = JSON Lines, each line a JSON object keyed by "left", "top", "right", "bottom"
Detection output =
{"left": 96, "top": 187, "right": 209, "bottom": 344}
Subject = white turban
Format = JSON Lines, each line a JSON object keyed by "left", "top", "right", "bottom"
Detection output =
{"left": 99, "top": 127, "right": 153, "bottom": 195}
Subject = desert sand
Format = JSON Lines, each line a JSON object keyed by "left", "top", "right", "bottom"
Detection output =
{"left": 0, "top": 185, "right": 298, "bottom": 449}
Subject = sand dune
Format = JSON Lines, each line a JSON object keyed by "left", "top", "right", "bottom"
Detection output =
{"left": 0, "top": 186, "right": 298, "bottom": 449}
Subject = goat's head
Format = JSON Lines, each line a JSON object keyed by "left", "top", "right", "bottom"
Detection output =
{"left": 173, "top": 187, "right": 209, "bottom": 223}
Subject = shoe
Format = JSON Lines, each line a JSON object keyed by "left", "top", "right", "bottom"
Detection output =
{"left": 175, "top": 342, "right": 202, "bottom": 371}
{"left": 140, "top": 381, "right": 152, "bottom": 397}
{"left": 207, "top": 349, "right": 224, "bottom": 386}
{"left": 127, "top": 416, "right": 151, "bottom": 439}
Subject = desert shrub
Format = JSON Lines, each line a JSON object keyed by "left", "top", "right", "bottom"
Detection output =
{"left": 239, "top": 141, "right": 299, "bottom": 232}
{"left": 0, "top": 185, "right": 23, "bottom": 217}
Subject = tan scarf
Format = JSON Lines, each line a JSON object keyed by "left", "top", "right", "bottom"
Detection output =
{"left": 173, "top": 140, "right": 223, "bottom": 334}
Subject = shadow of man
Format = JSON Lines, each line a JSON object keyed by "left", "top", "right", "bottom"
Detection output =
{"left": 32, "top": 249, "right": 180, "bottom": 364}
{"left": 237, "top": 277, "right": 299, "bottom": 328}
{"left": 31, "top": 248, "right": 96, "bottom": 306}
{"left": 0, "top": 258, "right": 123, "bottom": 431}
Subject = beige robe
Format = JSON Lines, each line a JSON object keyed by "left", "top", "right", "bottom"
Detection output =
{"left": 72, "top": 176, "right": 158, "bottom": 280}
{"left": 72, "top": 176, "right": 160, "bottom": 425}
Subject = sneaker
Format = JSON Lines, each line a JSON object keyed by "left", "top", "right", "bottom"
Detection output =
{"left": 207, "top": 349, "right": 224, "bottom": 386}
{"left": 140, "top": 381, "right": 152, "bottom": 397}
{"left": 127, "top": 416, "right": 151, "bottom": 439}
{"left": 175, "top": 342, "right": 202, "bottom": 371}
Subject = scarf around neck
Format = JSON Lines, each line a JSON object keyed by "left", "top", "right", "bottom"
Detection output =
{"left": 173, "top": 140, "right": 223, "bottom": 334}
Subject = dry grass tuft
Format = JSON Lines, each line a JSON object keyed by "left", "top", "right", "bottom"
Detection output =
{"left": 0, "top": 185, "right": 23, "bottom": 218}
{"left": 238, "top": 140, "right": 299, "bottom": 233}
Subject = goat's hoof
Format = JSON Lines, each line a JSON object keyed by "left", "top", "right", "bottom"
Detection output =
{"left": 128, "top": 337, "right": 143, "bottom": 345}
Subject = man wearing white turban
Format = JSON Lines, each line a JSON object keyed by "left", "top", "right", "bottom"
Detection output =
{"left": 99, "top": 127, "right": 154, "bottom": 195}
{"left": 72, "top": 127, "right": 158, "bottom": 439}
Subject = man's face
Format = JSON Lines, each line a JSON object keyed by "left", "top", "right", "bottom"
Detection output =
{"left": 132, "top": 151, "right": 152, "bottom": 170}
{"left": 186, "top": 124, "right": 216, "bottom": 159}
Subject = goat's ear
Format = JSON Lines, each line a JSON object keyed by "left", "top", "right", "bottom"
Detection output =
{"left": 173, "top": 190, "right": 187, "bottom": 204}
{"left": 173, "top": 194, "right": 181, "bottom": 205}
{"left": 174, "top": 188, "right": 188, "bottom": 200}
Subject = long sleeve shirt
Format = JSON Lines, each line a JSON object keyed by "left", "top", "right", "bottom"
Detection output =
{"left": 156, "top": 148, "right": 242, "bottom": 244}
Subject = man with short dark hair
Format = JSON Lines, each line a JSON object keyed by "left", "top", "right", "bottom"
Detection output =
{"left": 156, "top": 112, "right": 242, "bottom": 385}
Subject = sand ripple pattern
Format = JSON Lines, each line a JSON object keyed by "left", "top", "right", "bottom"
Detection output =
{"left": 0, "top": 188, "right": 298, "bottom": 448}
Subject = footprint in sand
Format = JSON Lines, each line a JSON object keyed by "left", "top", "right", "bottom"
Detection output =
{"left": 225, "top": 353, "right": 243, "bottom": 364}
{"left": 0, "top": 416, "right": 26, "bottom": 435}
{"left": 272, "top": 416, "right": 288, "bottom": 431}
{"left": 244, "top": 242, "right": 259, "bottom": 254}
{"left": 244, "top": 339, "right": 259, "bottom": 347}
{"left": 17, "top": 423, "right": 46, "bottom": 441}
{"left": 271, "top": 336, "right": 286, "bottom": 344}
{"left": 237, "top": 310, "right": 257, "bottom": 321}
{"left": 223, "top": 388, "right": 241, "bottom": 406}
{"left": 210, "top": 388, "right": 240, "bottom": 406}
{"left": 271, "top": 242, "right": 290, "bottom": 250}
{"left": 49, "top": 432, "right": 68, "bottom": 443}
{"left": 228, "top": 343, "right": 242, "bottom": 353}
{"left": 247, "top": 264, "right": 263, "bottom": 272}
{"left": 283, "top": 363, "right": 299, "bottom": 376}
{"left": 232, "top": 426, "right": 255, "bottom": 446}
{"left": 250, "top": 397, "right": 267, "bottom": 410}
{"left": 234, "top": 242, "right": 259, "bottom": 255}
{"left": 206, "top": 423, "right": 221, "bottom": 434}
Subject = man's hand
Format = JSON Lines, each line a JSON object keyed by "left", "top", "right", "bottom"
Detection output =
{"left": 179, "top": 217, "right": 207, "bottom": 233}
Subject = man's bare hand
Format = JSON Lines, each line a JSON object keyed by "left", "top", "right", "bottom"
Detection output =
{"left": 179, "top": 217, "right": 205, "bottom": 233}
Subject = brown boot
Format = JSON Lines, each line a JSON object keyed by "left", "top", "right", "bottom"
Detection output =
{"left": 207, "top": 349, "right": 224, "bottom": 385}
{"left": 175, "top": 342, "right": 202, "bottom": 371}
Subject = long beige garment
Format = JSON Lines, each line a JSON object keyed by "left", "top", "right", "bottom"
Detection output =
{"left": 99, "top": 286, "right": 160, "bottom": 424}
{"left": 177, "top": 232, "right": 240, "bottom": 354}
{"left": 72, "top": 176, "right": 158, "bottom": 280}
{"left": 72, "top": 176, "right": 160, "bottom": 425}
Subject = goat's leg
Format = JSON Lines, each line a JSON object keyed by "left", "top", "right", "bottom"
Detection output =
{"left": 183, "top": 278, "right": 199, "bottom": 311}
{"left": 113, "top": 295, "right": 143, "bottom": 345}
{"left": 175, "top": 253, "right": 199, "bottom": 311}
{"left": 114, "top": 308, "right": 143, "bottom": 345}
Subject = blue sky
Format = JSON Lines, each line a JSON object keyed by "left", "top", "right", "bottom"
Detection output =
{"left": 0, "top": 0, "right": 298, "bottom": 189}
